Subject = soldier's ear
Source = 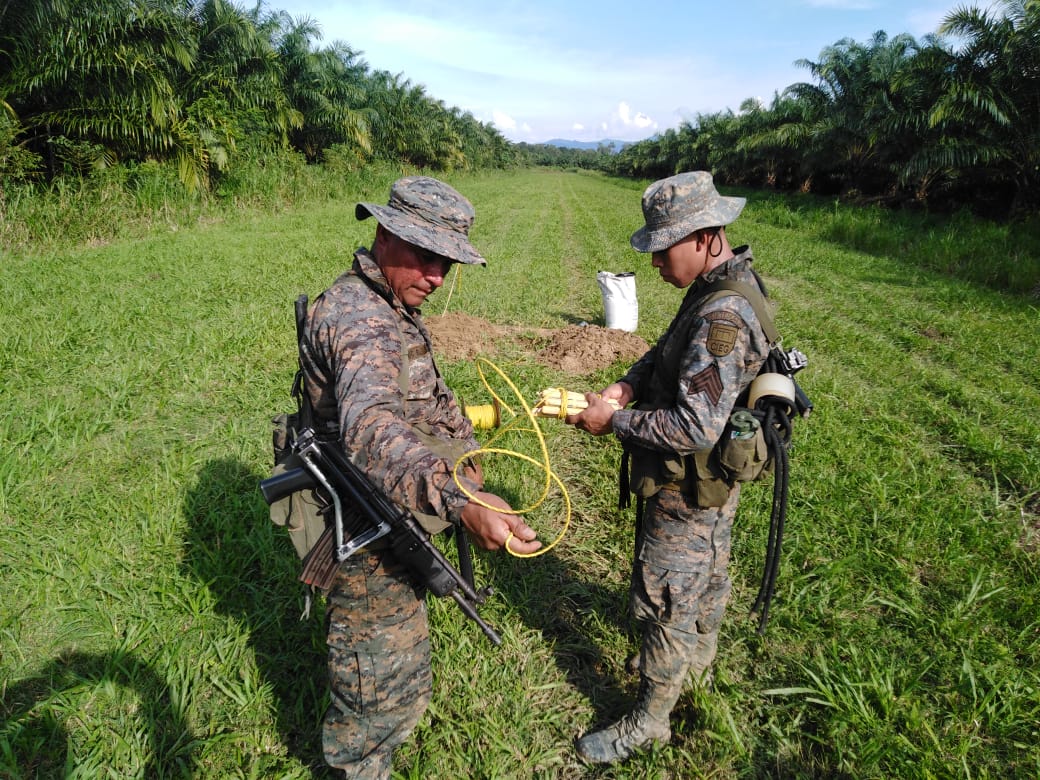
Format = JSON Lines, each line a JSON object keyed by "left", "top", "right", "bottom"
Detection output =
{"left": 373, "top": 223, "right": 391, "bottom": 254}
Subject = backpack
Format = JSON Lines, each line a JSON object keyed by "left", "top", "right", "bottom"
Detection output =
{"left": 268, "top": 295, "right": 327, "bottom": 564}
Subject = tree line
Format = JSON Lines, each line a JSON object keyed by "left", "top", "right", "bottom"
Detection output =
{"left": 534, "top": 1, "right": 1040, "bottom": 219}
{"left": 2, "top": 0, "right": 1037, "bottom": 221}
{"left": 0, "top": 0, "right": 522, "bottom": 193}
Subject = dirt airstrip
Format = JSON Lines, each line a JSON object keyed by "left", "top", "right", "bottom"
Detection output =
{"left": 425, "top": 311, "right": 650, "bottom": 374}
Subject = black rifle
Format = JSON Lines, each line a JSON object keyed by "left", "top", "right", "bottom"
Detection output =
{"left": 260, "top": 427, "right": 502, "bottom": 646}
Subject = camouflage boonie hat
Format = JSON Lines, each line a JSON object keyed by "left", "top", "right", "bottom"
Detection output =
{"left": 356, "top": 176, "right": 487, "bottom": 265}
{"left": 630, "top": 171, "right": 746, "bottom": 253}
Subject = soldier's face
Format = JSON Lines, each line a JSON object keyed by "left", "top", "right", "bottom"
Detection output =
{"left": 377, "top": 229, "right": 453, "bottom": 307}
{"left": 651, "top": 233, "right": 707, "bottom": 288}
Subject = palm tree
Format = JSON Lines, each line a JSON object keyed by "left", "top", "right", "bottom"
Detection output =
{"left": 784, "top": 33, "right": 882, "bottom": 193}
{"left": 735, "top": 92, "right": 818, "bottom": 191}
{"left": 0, "top": 0, "right": 211, "bottom": 184}
{"left": 933, "top": 0, "right": 1040, "bottom": 213}
{"left": 876, "top": 34, "right": 965, "bottom": 205}
{"left": 365, "top": 72, "right": 444, "bottom": 167}
{"left": 181, "top": 0, "right": 294, "bottom": 170}
{"left": 270, "top": 13, "right": 370, "bottom": 162}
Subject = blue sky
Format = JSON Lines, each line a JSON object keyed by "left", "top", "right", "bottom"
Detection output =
{"left": 272, "top": 0, "right": 975, "bottom": 144}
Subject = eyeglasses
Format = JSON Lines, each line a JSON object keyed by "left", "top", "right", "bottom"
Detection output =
{"left": 414, "top": 246, "right": 453, "bottom": 275}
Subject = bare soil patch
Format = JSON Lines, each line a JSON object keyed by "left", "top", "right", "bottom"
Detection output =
{"left": 426, "top": 312, "right": 649, "bottom": 374}
{"left": 532, "top": 324, "right": 650, "bottom": 373}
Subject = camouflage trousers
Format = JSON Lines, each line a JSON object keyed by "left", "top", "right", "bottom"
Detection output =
{"left": 323, "top": 548, "right": 431, "bottom": 778}
{"left": 630, "top": 484, "right": 740, "bottom": 689}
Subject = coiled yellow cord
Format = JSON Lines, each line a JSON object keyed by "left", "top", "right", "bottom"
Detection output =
{"left": 463, "top": 401, "right": 500, "bottom": 429}
{"left": 452, "top": 358, "right": 570, "bottom": 559}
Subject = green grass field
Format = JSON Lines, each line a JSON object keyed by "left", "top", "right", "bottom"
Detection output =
{"left": 2, "top": 168, "right": 1038, "bottom": 778}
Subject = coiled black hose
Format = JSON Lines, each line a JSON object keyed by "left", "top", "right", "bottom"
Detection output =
{"left": 745, "top": 346, "right": 812, "bottom": 633}
{"left": 750, "top": 400, "right": 792, "bottom": 634}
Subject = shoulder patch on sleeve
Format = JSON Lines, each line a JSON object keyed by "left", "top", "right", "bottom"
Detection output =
{"left": 704, "top": 310, "right": 743, "bottom": 327}
{"left": 704, "top": 310, "right": 741, "bottom": 356}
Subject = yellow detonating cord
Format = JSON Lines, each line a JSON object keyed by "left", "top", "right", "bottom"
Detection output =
{"left": 452, "top": 358, "right": 570, "bottom": 559}
{"left": 462, "top": 398, "right": 501, "bottom": 430}
{"left": 440, "top": 263, "right": 462, "bottom": 315}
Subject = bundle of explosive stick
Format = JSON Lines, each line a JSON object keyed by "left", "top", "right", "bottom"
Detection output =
{"left": 533, "top": 387, "right": 621, "bottom": 419}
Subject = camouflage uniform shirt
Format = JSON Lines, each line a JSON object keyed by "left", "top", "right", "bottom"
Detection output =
{"left": 300, "top": 247, "right": 481, "bottom": 534}
{"left": 612, "top": 246, "right": 771, "bottom": 455}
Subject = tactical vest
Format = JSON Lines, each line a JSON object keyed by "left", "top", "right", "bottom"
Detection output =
{"left": 270, "top": 274, "right": 472, "bottom": 562}
{"left": 623, "top": 278, "right": 780, "bottom": 509}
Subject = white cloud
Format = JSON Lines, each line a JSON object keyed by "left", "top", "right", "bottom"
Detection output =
{"left": 608, "top": 102, "right": 658, "bottom": 136}
{"left": 492, "top": 110, "right": 517, "bottom": 131}
{"left": 572, "top": 122, "right": 585, "bottom": 131}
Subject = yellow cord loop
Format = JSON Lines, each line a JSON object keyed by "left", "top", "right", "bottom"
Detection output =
{"left": 452, "top": 359, "right": 568, "bottom": 559}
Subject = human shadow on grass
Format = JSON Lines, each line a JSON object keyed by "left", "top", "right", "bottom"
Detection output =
{"left": 1, "top": 649, "right": 196, "bottom": 777}
{"left": 181, "top": 457, "right": 642, "bottom": 768}
{"left": 469, "top": 503, "right": 641, "bottom": 727}
{"left": 181, "top": 457, "right": 337, "bottom": 778}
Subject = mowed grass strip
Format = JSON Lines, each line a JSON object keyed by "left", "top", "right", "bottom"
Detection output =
{"left": 1, "top": 169, "right": 1037, "bottom": 778}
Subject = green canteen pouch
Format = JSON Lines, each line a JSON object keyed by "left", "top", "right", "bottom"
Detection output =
{"left": 269, "top": 456, "right": 328, "bottom": 560}
{"left": 270, "top": 412, "right": 329, "bottom": 560}
{"left": 718, "top": 409, "right": 773, "bottom": 482}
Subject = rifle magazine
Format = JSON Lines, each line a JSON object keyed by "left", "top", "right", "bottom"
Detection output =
{"left": 299, "top": 524, "right": 338, "bottom": 591}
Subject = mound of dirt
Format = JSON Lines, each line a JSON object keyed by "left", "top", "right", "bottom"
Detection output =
{"left": 536, "top": 324, "right": 649, "bottom": 373}
{"left": 425, "top": 312, "right": 518, "bottom": 362}
{"left": 426, "top": 312, "right": 649, "bottom": 374}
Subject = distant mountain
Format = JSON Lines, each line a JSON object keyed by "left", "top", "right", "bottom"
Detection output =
{"left": 543, "top": 138, "right": 630, "bottom": 151}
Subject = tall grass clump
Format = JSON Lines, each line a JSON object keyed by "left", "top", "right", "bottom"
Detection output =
{"left": 743, "top": 189, "right": 1040, "bottom": 297}
{"left": 2, "top": 168, "right": 1038, "bottom": 778}
{"left": 0, "top": 152, "right": 407, "bottom": 254}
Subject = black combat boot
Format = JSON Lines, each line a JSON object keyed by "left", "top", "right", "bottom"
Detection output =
{"left": 575, "top": 675, "right": 677, "bottom": 764}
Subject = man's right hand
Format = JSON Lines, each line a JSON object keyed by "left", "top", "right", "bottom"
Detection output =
{"left": 460, "top": 492, "right": 541, "bottom": 555}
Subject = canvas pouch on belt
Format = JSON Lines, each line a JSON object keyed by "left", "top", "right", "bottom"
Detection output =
{"left": 626, "top": 421, "right": 771, "bottom": 509}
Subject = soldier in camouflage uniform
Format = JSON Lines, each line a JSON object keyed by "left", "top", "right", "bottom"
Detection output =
{"left": 300, "top": 176, "right": 541, "bottom": 778}
{"left": 565, "top": 171, "right": 772, "bottom": 763}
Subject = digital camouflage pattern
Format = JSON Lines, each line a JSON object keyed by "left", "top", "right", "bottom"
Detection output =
{"left": 631, "top": 486, "right": 739, "bottom": 687}
{"left": 301, "top": 248, "right": 481, "bottom": 535}
{"left": 300, "top": 246, "right": 482, "bottom": 776}
{"left": 610, "top": 248, "right": 770, "bottom": 725}
{"left": 629, "top": 171, "right": 746, "bottom": 253}
{"left": 612, "top": 248, "right": 770, "bottom": 457}
{"left": 355, "top": 175, "right": 487, "bottom": 266}
{"left": 323, "top": 551, "right": 430, "bottom": 778}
